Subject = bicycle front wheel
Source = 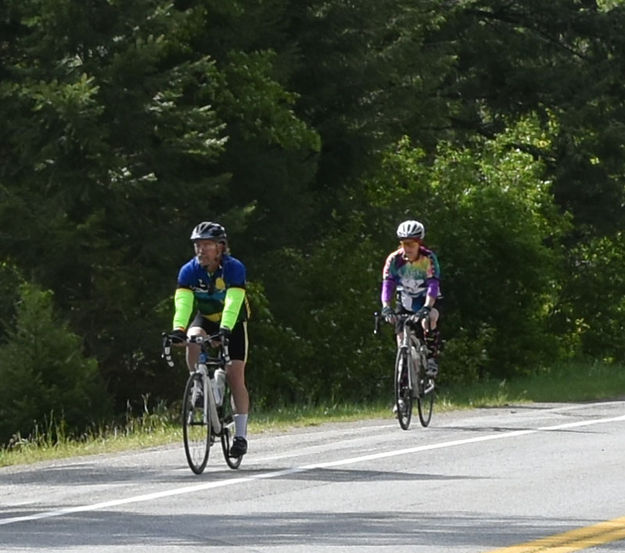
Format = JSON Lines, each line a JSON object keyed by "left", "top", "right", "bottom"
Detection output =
{"left": 394, "top": 349, "right": 413, "bottom": 430}
{"left": 182, "top": 373, "right": 212, "bottom": 474}
{"left": 220, "top": 390, "right": 242, "bottom": 469}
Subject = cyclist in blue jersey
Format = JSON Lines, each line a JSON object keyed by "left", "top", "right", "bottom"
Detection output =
{"left": 381, "top": 220, "right": 441, "bottom": 377}
{"left": 169, "top": 221, "right": 251, "bottom": 457}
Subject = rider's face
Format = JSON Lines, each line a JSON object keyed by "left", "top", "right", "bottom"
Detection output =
{"left": 400, "top": 239, "right": 421, "bottom": 261}
{"left": 194, "top": 239, "right": 221, "bottom": 266}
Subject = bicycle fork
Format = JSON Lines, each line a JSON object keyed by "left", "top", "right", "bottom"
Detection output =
{"left": 195, "top": 365, "right": 222, "bottom": 435}
{"left": 399, "top": 343, "right": 416, "bottom": 396}
{"left": 406, "top": 344, "right": 419, "bottom": 399}
{"left": 203, "top": 377, "right": 223, "bottom": 435}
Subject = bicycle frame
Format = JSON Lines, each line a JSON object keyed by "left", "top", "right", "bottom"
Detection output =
{"left": 374, "top": 308, "right": 435, "bottom": 428}
{"left": 374, "top": 311, "right": 423, "bottom": 387}
{"left": 162, "top": 331, "right": 241, "bottom": 472}
{"left": 162, "top": 333, "right": 231, "bottom": 435}
{"left": 400, "top": 315, "right": 435, "bottom": 397}
{"left": 195, "top": 336, "right": 230, "bottom": 431}
{"left": 397, "top": 315, "right": 418, "bottom": 393}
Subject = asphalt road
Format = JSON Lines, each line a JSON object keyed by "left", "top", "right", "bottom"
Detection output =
{"left": 1, "top": 400, "right": 625, "bottom": 553}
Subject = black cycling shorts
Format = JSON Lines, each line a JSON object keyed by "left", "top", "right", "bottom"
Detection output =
{"left": 189, "top": 313, "right": 248, "bottom": 362}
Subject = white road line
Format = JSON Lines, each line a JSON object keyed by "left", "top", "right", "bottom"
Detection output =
{"left": 2, "top": 408, "right": 625, "bottom": 527}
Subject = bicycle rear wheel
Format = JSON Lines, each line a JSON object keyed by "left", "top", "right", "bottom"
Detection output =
{"left": 416, "top": 351, "right": 434, "bottom": 427}
{"left": 182, "top": 373, "right": 212, "bottom": 474}
{"left": 220, "top": 389, "right": 242, "bottom": 469}
{"left": 394, "top": 349, "right": 413, "bottom": 430}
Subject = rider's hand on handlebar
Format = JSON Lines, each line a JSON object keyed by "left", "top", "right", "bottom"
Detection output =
{"left": 381, "top": 305, "right": 396, "bottom": 324}
{"left": 169, "top": 328, "right": 187, "bottom": 345}
{"left": 415, "top": 305, "right": 431, "bottom": 320}
{"left": 218, "top": 326, "right": 231, "bottom": 345}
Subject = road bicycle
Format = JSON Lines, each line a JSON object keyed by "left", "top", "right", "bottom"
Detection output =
{"left": 374, "top": 310, "right": 436, "bottom": 430}
{"left": 162, "top": 333, "right": 242, "bottom": 474}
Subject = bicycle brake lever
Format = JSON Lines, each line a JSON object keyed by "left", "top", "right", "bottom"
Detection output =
{"left": 222, "top": 343, "right": 231, "bottom": 365}
{"left": 161, "top": 332, "right": 175, "bottom": 368}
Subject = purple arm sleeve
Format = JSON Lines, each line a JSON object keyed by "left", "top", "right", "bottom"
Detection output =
{"left": 381, "top": 279, "right": 395, "bottom": 304}
{"left": 427, "top": 279, "right": 440, "bottom": 299}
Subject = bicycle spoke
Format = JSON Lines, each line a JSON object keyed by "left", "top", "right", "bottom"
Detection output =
{"left": 394, "top": 349, "right": 413, "bottom": 430}
{"left": 182, "top": 373, "right": 211, "bottom": 474}
{"left": 220, "top": 391, "right": 242, "bottom": 469}
{"left": 416, "top": 351, "right": 434, "bottom": 427}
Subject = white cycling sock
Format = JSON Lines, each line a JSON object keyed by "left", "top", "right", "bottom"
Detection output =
{"left": 234, "top": 414, "right": 248, "bottom": 438}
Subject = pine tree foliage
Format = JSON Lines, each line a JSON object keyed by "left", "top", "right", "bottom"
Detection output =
{"left": 0, "top": 0, "right": 624, "bottom": 433}
{"left": 0, "top": 282, "right": 110, "bottom": 444}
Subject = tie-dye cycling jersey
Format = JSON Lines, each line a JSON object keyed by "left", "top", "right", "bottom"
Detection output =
{"left": 381, "top": 246, "right": 441, "bottom": 312}
{"left": 177, "top": 254, "right": 248, "bottom": 322}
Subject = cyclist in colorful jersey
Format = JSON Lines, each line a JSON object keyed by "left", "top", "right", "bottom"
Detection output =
{"left": 169, "top": 221, "right": 251, "bottom": 458}
{"left": 381, "top": 220, "right": 441, "bottom": 377}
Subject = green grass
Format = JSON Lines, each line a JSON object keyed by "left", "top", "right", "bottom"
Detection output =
{"left": 1, "top": 360, "right": 624, "bottom": 468}
{"left": 440, "top": 359, "right": 625, "bottom": 407}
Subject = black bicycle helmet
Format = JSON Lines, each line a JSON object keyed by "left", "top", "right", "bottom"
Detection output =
{"left": 190, "top": 221, "right": 227, "bottom": 242}
{"left": 396, "top": 220, "right": 425, "bottom": 240}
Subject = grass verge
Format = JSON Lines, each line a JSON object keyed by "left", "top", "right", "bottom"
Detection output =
{"left": 1, "top": 360, "right": 624, "bottom": 468}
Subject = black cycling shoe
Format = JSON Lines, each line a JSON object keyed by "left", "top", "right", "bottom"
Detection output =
{"left": 425, "top": 358, "right": 438, "bottom": 378}
{"left": 229, "top": 436, "right": 248, "bottom": 458}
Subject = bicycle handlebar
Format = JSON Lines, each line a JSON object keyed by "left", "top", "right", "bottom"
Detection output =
{"left": 373, "top": 312, "right": 381, "bottom": 335}
{"left": 189, "top": 334, "right": 231, "bottom": 364}
{"left": 161, "top": 333, "right": 175, "bottom": 367}
{"left": 161, "top": 332, "right": 231, "bottom": 367}
{"left": 372, "top": 309, "right": 431, "bottom": 335}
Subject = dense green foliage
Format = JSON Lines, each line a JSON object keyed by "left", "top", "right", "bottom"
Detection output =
{"left": 1, "top": 0, "right": 624, "bottom": 443}
{"left": 0, "top": 283, "right": 110, "bottom": 443}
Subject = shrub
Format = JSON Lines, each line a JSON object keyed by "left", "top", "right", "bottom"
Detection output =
{"left": 0, "top": 282, "right": 112, "bottom": 445}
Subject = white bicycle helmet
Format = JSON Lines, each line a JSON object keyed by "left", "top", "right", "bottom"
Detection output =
{"left": 190, "top": 221, "right": 227, "bottom": 242}
{"left": 396, "top": 220, "right": 425, "bottom": 240}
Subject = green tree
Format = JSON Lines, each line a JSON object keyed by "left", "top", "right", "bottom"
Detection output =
{"left": 2, "top": 0, "right": 624, "bottom": 417}
{"left": 0, "top": 0, "right": 231, "bottom": 403}
{"left": 361, "top": 118, "right": 570, "bottom": 382}
{"left": 288, "top": 0, "right": 457, "bottom": 190}
{"left": 0, "top": 282, "right": 111, "bottom": 445}
{"left": 0, "top": 0, "right": 320, "bottom": 408}
{"left": 555, "top": 232, "right": 625, "bottom": 362}
{"left": 437, "top": 0, "right": 625, "bottom": 235}
{"left": 179, "top": 0, "right": 322, "bottom": 255}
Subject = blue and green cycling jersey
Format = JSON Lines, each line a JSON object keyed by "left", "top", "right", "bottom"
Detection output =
{"left": 173, "top": 254, "right": 249, "bottom": 330}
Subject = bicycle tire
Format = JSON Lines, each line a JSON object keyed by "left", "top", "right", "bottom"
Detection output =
{"left": 220, "top": 389, "right": 242, "bottom": 469}
{"left": 416, "top": 349, "right": 434, "bottom": 427}
{"left": 394, "top": 348, "right": 413, "bottom": 430}
{"left": 182, "top": 372, "right": 212, "bottom": 474}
